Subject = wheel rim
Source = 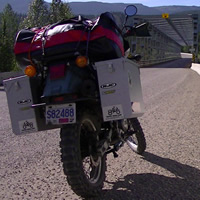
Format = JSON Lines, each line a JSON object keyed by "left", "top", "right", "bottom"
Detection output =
{"left": 81, "top": 118, "right": 102, "bottom": 184}
{"left": 82, "top": 157, "right": 102, "bottom": 184}
{"left": 126, "top": 135, "right": 138, "bottom": 152}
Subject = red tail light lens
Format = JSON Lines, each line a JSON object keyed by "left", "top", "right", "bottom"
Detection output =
{"left": 52, "top": 94, "right": 78, "bottom": 103}
{"left": 53, "top": 96, "right": 65, "bottom": 102}
{"left": 50, "top": 64, "right": 66, "bottom": 80}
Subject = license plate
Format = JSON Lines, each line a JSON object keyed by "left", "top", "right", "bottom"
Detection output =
{"left": 46, "top": 103, "right": 76, "bottom": 125}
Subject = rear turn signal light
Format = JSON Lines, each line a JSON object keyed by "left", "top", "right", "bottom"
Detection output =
{"left": 75, "top": 56, "right": 88, "bottom": 68}
{"left": 25, "top": 65, "right": 36, "bottom": 77}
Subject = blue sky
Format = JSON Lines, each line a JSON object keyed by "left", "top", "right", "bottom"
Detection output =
{"left": 45, "top": 0, "right": 200, "bottom": 7}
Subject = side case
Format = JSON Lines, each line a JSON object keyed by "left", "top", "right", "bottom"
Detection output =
{"left": 95, "top": 58, "right": 145, "bottom": 122}
{"left": 3, "top": 76, "right": 57, "bottom": 135}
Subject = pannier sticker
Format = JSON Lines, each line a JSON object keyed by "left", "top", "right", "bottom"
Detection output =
{"left": 100, "top": 83, "right": 117, "bottom": 89}
{"left": 19, "top": 118, "right": 38, "bottom": 134}
{"left": 17, "top": 99, "right": 31, "bottom": 105}
{"left": 103, "top": 104, "right": 124, "bottom": 121}
{"left": 102, "top": 90, "right": 116, "bottom": 95}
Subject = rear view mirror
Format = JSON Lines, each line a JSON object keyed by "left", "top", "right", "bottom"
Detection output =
{"left": 124, "top": 5, "right": 137, "bottom": 16}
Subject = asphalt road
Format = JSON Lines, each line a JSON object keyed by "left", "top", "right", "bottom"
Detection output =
{"left": 1, "top": 57, "right": 200, "bottom": 200}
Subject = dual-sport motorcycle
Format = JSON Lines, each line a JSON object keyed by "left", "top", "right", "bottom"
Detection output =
{"left": 4, "top": 5, "right": 150, "bottom": 199}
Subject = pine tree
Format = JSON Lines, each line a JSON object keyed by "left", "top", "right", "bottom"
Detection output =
{"left": 21, "top": 0, "right": 49, "bottom": 28}
{"left": 49, "top": 0, "right": 73, "bottom": 24}
{"left": 0, "top": 4, "right": 19, "bottom": 72}
{"left": 1, "top": 4, "right": 18, "bottom": 40}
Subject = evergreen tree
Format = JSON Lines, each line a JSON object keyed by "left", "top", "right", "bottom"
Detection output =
{"left": 21, "top": 0, "right": 49, "bottom": 28}
{"left": 49, "top": 0, "right": 73, "bottom": 24}
{"left": 0, "top": 4, "right": 19, "bottom": 72}
{"left": 1, "top": 4, "right": 18, "bottom": 40}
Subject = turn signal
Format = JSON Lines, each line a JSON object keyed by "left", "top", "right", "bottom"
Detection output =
{"left": 25, "top": 65, "right": 36, "bottom": 77}
{"left": 75, "top": 56, "right": 88, "bottom": 68}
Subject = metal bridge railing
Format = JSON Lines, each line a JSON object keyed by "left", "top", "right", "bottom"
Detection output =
{"left": 128, "top": 17, "right": 183, "bottom": 66}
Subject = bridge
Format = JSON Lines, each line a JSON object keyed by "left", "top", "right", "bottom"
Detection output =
{"left": 131, "top": 13, "right": 198, "bottom": 66}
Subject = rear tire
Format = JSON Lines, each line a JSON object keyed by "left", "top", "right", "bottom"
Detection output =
{"left": 126, "top": 118, "right": 146, "bottom": 155}
{"left": 60, "top": 112, "right": 106, "bottom": 198}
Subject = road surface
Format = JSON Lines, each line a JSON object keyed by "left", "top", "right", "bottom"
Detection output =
{"left": 1, "top": 57, "right": 200, "bottom": 200}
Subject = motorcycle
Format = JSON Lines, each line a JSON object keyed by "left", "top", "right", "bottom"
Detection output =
{"left": 4, "top": 5, "right": 149, "bottom": 199}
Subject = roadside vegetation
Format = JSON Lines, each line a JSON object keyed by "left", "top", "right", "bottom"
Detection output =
{"left": 0, "top": 0, "right": 72, "bottom": 72}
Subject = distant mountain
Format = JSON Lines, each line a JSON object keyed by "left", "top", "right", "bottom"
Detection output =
{"left": 0, "top": 0, "right": 161, "bottom": 15}
{"left": 154, "top": 5, "right": 200, "bottom": 14}
{"left": 0, "top": 0, "right": 200, "bottom": 16}
{"left": 69, "top": 2, "right": 161, "bottom": 15}
{"left": 0, "top": 0, "right": 32, "bottom": 13}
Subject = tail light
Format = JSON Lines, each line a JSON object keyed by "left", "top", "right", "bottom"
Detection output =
{"left": 50, "top": 64, "right": 66, "bottom": 80}
{"left": 25, "top": 65, "right": 37, "bottom": 77}
{"left": 75, "top": 56, "right": 88, "bottom": 68}
{"left": 52, "top": 94, "right": 78, "bottom": 103}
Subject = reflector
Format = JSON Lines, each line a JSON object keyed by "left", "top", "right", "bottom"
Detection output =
{"left": 50, "top": 64, "right": 66, "bottom": 80}
{"left": 53, "top": 96, "right": 64, "bottom": 102}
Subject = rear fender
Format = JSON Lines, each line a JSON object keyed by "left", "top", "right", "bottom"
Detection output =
{"left": 43, "top": 66, "right": 88, "bottom": 97}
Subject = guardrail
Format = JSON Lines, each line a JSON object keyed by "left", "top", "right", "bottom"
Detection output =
{"left": 139, "top": 56, "right": 181, "bottom": 67}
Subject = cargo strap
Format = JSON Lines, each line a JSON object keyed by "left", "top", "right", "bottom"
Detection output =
{"left": 28, "top": 25, "right": 50, "bottom": 65}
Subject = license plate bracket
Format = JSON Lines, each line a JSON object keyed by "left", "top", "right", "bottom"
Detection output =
{"left": 46, "top": 103, "right": 76, "bottom": 125}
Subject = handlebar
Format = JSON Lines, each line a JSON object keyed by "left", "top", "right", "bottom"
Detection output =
{"left": 123, "top": 23, "right": 151, "bottom": 38}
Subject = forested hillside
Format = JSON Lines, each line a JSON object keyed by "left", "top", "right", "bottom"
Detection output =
{"left": 0, "top": 0, "right": 72, "bottom": 72}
